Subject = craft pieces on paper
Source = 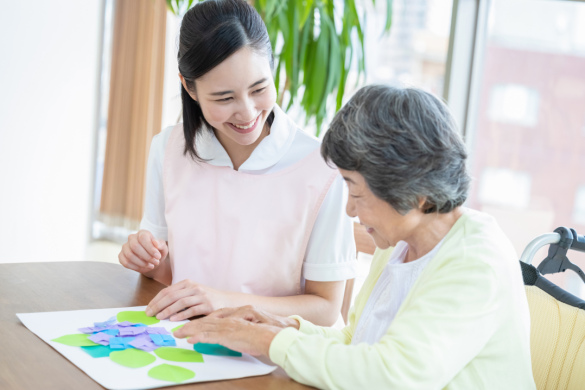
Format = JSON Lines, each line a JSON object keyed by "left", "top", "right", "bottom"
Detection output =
{"left": 150, "top": 334, "right": 176, "bottom": 347}
{"left": 129, "top": 334, "right": 159, "bottom": 352}
{"left": 17, "top": 306, "right": 277, "bottom": 390}
{"left": 194, "top": 343, "right": 242, "bottom": 357}
{"left": 52, "top": 334, "right": 99, "bottom": 347}
{"left": 117, "top": 311, "right": 160, "bottom": 326}
{"left": 81, "top": 345, "right": 112, "bottom": 358}
{"left": 110, "top": 348, "right": 157, "bottom": 368}
{"left": 148, "top": 363, "right": 195, "bottom": 383}
{"left": 154, "top": 347, "right": 204, "bottom": 363}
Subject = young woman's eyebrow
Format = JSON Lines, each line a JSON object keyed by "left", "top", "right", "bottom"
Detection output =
{"left": 209, "top": 78, "right": 268, "bottom": 96}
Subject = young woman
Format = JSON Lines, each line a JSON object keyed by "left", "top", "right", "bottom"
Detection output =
{"left": 118, "top": 0, "right": 356, "bottom": 326}
{"left": 175, "top": 85, "right": 536, "bottom": 389}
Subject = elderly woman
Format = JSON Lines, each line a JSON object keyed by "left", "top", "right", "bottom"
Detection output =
{"left": 175, "top": 85, "right": 536, "bottom": 389}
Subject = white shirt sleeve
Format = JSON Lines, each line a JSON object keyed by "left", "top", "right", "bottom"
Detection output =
{"left": 302, "top": 174, "right": 357, "bottom": 281}
{"left": 139, "top": 127, "right": 173, "bottom": 240}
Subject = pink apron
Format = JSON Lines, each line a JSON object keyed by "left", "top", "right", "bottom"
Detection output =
{"left": 163, "top": 124, "right": 338, "bottom": 296}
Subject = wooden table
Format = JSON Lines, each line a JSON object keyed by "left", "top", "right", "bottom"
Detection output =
{"left": 0, "top": 262, "right": 314, "bottom": 390}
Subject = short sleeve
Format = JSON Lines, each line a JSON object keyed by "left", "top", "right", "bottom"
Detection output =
{"left": 139, "top": 127, "right": 173, "bottom": 240}
{"left": 302, "top": 175, "right": 357, "bottom": 282}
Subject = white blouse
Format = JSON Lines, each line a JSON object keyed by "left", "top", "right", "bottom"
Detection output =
{"left": 352, "top": 239, "right": 444, "bottom": 345}
{"left": 140, "top": 105, "right": 357, "bottom": 282}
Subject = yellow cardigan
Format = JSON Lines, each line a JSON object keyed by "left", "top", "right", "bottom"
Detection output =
{"left": 269, "top": 209, "right": 536, "bottom": 389}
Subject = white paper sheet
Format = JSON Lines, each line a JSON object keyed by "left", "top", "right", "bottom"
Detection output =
{"left": 17, "top": 306, "right": 277, "bottom": 390}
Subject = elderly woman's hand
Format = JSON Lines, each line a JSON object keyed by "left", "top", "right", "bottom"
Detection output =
{"left": 173, "top": 305, "right": 300, "bottom": 356}
{"left": 207, "top": 305, "right": 301, "bottom": 329}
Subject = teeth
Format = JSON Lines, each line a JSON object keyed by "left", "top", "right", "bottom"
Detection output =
{"left": 232, "top": 117, "right": 257, "bottom": 129}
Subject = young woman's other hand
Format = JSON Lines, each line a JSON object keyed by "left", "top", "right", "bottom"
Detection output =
{"left": 118, "top": 230, "right": 168, "bottom": 274}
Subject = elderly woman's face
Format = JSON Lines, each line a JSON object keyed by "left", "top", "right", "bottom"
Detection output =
{"left": 339, "top": 169, "right": 424, "bottom": 249}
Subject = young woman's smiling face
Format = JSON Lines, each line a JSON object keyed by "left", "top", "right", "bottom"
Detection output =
{"left": 182, "top": 46, "right": 277, "bottom": 149}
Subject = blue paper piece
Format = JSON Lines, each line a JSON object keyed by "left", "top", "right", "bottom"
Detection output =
{"left": 150, "top": 334, "right": 176, "bottom": 347}
{"left": 193, "top": 343, "right": 242, "bottom": 357}
{"left": 101, "top": 328, "right": 119, "bottom": 336}
{"left": 81, "top": 345, "right": 112, "bottom": 358}
{"left": 109, "top": 336, "right": 136, "bottom": 350}
{"left": 133, "top": 323, "right": 147, "bottom": 327}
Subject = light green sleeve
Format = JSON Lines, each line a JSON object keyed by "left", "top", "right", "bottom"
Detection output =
{"left": 289, "top": 315, "right": 353, "bottom": 343}
{"left": 269, "top": 246, "right": 503, "bottom": 389}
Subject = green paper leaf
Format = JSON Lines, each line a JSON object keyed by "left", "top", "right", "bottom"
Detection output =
{"left": 154, "top": 347, "right": 204, "bottom": 363}
{"left": 193, "top": 343, "right": 242, "bottom": 357}
{"left": 116, "top": 310, "right": 160, "bottom": 325}
{"left": 171, "top": 324, "right": 184, "bottom": 333}
{"left": 148, "top": 363, "right": 195, "bottom": 383}
{"left": 81, "top": 345, "right": 112, "bottom": 358}
{"left": 110, "top": 348, "right": 156, "bottom": 368}
{"left": 52, "top": 334, "right": 99, "bottom": 347}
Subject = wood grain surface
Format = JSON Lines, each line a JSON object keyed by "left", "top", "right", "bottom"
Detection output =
{"left": 0, "top": 262, "right": 314, "bottom": 390}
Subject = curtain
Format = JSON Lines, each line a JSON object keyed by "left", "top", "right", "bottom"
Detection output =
{"left": 99, "top": 0, "right": 167, "bottom": 230}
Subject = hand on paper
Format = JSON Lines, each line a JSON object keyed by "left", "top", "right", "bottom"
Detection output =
{"left": 145, "top": 279, "right": 232, "bottom": 321}
{"left": 174, "top": 306, "right": 296, "bottom": 356}
{"left": 207, "top": 306, "right": 300, "bottom": 330}
{"left": 118, "top": 230, "right": 168, "bottom": 274}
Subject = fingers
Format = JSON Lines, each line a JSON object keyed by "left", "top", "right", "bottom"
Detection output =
{"left": 146, "top": 281, "right": 201, "bottom": 319}
{"left": 146, "top": 280, "right": 188, "bottom": 315}
{"left": 154, "top": 239, "right": 169, "bottom": 260}
{"left": 119, "top": 245, "right": 152, "bottom": 273}
{"left": 137, "top": 231, "right": 162, "bottom": 263}
{"left": 118, "top": 230, "right": 163, "bottom": 273}
{"left": 174, "top": 317, "right": 276, "bottom": 356}
{"left": 169, "top": 304, "right": 213, "bottom": 321}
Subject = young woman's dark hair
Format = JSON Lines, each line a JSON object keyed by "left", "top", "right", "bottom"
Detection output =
{"left": 178, "top": 0, "right": 275, "bottom": 160}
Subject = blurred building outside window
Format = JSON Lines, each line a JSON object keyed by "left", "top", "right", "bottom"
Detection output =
{"left": 465, "top": 0, "right": 585, "bottom": 298}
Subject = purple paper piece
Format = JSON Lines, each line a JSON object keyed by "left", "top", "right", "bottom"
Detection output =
{"left": 94, "top": 316, "right": 116, "bottom": 328}
{"left": 146, "top": 327, "right": 170, "bottom": 335}
{"left": 119, "top": 327, "right": 147, "bottom": 336}
{"left": 150, "top": 334, "right": 176, "bottom": 347}
{"left": 129, "top": 335, "right": 159, "bottom": 352}
{"left": 117, "top": 321, "right": 136, "bottom": 327}
{"left": 88, "top": 332, "right": 114, "bottom": 346}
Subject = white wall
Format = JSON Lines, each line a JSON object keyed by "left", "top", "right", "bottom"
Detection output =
{"left": 0, "top": 1, "right": 104, "bottom": 262}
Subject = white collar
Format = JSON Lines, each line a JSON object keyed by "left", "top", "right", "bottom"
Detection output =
{"left": 195, "top": 105, "right": 296, "bottom": 172}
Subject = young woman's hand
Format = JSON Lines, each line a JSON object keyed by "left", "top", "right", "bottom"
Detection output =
{"left": 145, "top": 280, "right": 232, "bottom": 321}
{"left": 118, "top": 230, "right": 168, "bottom": 274}
{"left": 173, "top": 314, "right": 283, "bottom": 357}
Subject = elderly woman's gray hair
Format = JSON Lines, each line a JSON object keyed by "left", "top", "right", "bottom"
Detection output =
{"left": 321, "top": 84, "right": 470, "bottom": 214}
